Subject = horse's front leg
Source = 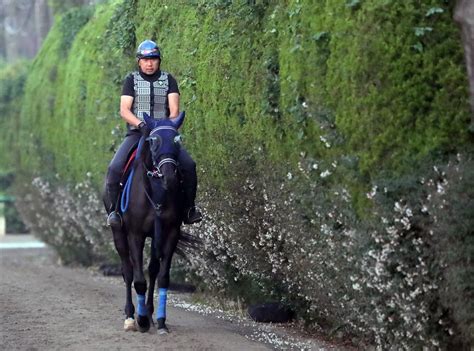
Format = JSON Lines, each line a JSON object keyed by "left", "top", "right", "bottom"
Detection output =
{"left": 146, "top": 238, "right": 160, "bottom": 323}
{"left": 111, "top": 227, "right": 135, "bottom": 331}
{"left": 156, "top": 227, "right": 180, "bottom": 334}
{"left": 128, "top": 233, "right": 150, "bottom": 333}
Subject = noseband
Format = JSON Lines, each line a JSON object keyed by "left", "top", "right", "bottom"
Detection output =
{"left": 153, "top": 158, "right": 177, "bottom": 178}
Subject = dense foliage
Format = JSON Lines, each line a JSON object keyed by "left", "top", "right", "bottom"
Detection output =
{"left": 0, "top": 61, "right": 30, "bottom": 232}
{"left": 0, "top": 61, "right": 29, "bottom": 171}
{"left": 1, "top": 0, "right": 472, "bottom": 348}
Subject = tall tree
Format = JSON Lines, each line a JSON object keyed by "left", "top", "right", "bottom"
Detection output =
{"left": 0, "top": 0, "right": 52, "bottom": 62}
{"left": 455, "top": 0, "right": 474, "bottom": 118}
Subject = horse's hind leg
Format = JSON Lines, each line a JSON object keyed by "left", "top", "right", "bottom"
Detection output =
{"left": 129, "top": 234, "right": 150, "bottom": 333}
{"left": 146, "top": 239, "right": 160, "bottom": 323}
{"left": 111, "top": 228, "right": 135, "bottom": 331}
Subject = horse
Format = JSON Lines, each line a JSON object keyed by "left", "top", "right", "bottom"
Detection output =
{"left": 103, "top": 111, "right": 190, "bottom": 334}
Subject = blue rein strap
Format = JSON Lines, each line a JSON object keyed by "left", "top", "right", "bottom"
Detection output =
{"left": 121, "top": 136, "right": 146, "bottom": 213}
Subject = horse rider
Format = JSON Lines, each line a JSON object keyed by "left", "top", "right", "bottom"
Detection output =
{"left": 105, "top": 39, "right": 202, "bottom": 227}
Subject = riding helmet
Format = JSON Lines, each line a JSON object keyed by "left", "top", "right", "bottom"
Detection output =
{"left": 136, "top": 40, "right": 161, "bottom": 60}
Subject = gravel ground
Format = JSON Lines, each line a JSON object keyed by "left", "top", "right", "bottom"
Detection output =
{"left": 0, "top": 235, "right": 353, "bottom": 350}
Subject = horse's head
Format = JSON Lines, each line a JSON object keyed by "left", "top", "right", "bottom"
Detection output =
{"left": 143, "top": 112, "right": 185, "bottom": 190}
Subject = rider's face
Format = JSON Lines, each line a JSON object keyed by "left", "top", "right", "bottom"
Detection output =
{"left": 138, "top": 58, "right": 160, "bottom": 75}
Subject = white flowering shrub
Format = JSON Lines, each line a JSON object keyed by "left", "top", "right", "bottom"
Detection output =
{"left": 183, "top": 151, "right": 472, "bottom": 349}
{"left": 11, "top": 152, "right": 472, "bottom": 349}
{"left": 426, "top": 155, "right": 474, "bottom": 348}
{"left": 14, "top": 174, "right": 115, "bottom": 265}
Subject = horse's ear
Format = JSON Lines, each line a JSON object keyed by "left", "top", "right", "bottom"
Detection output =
{"left": 143, "top": 112, "right": 155, "bottom": 128}
{"left": 171, "top": 111, "right": 185, "bottom": 129}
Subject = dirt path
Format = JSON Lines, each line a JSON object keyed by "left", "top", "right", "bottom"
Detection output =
{"left": 0, "top": 236, "right": 348, "bottom": 350}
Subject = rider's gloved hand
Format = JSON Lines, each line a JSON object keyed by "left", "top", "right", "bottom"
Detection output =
{"left": 138, "top": 121, "right": 151, "bottom": 136}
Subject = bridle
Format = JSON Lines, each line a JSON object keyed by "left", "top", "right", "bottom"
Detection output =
{"left": 147, "top": 126, "right": 179, "bottom": 178}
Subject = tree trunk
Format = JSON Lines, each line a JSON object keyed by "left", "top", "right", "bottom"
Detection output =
{"left": 454, "top": 0, "right": 474, "bottom": 119}
{"left": 33, "top": 0, "right": 53, "bottom": 55}
{"left": 0, "top": 0, "right": 53, "bottom": 62}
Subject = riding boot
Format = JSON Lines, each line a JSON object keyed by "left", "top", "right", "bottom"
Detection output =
{"left": 106, "top": 183, "right": 122, "bottom": 228}
{"left": 182, "top": 182, "right": 202, "bottom": 224}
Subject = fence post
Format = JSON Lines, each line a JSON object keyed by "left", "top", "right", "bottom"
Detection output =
{"left": 0, "top": 202, "right": 5, "bottom": 236}
{"left": 0, "top": 196, "right": 14, "bottom": 236}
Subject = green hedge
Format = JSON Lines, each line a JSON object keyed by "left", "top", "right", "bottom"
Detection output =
{"left": 0, "top": 61, "right": 30, "bottom": 171}
{"left": 18, "top": 3, "right": 130, "bottom": 184}
{"left": 14, "top": 1, "right": 471, "bottom": 187}
{"left": 2, "top": 0, "right": 472, "bottom": 348}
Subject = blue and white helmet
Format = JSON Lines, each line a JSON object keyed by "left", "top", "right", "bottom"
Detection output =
{"left": 136, "top": 40, "right": 161, "bottom": 60}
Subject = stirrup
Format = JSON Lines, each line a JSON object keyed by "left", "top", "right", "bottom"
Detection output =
{"left": 107, "top": 211, "right": 122, "bottom": 228}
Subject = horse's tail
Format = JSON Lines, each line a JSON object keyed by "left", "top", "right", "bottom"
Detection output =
{"left": 175, "top": 230, "right": 202, "bottom": 258}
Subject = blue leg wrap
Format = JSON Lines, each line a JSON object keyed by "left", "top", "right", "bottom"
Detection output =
{"left": 157, "top": 288, "right": 168, "bottom": 319}
{"left": 137, "top": 294, "right": 147, "bottom": 316}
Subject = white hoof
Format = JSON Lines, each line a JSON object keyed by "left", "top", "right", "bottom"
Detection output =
{"left": 124, "top": 318, "right": 136, "bottom": 331}
{"left": 158, "top": 327, "right": 169, "bottom": 335}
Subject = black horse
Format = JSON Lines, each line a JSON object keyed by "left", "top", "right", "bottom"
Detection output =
{"left": 103, "top": 112, "right": 188, "bottom": 334}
